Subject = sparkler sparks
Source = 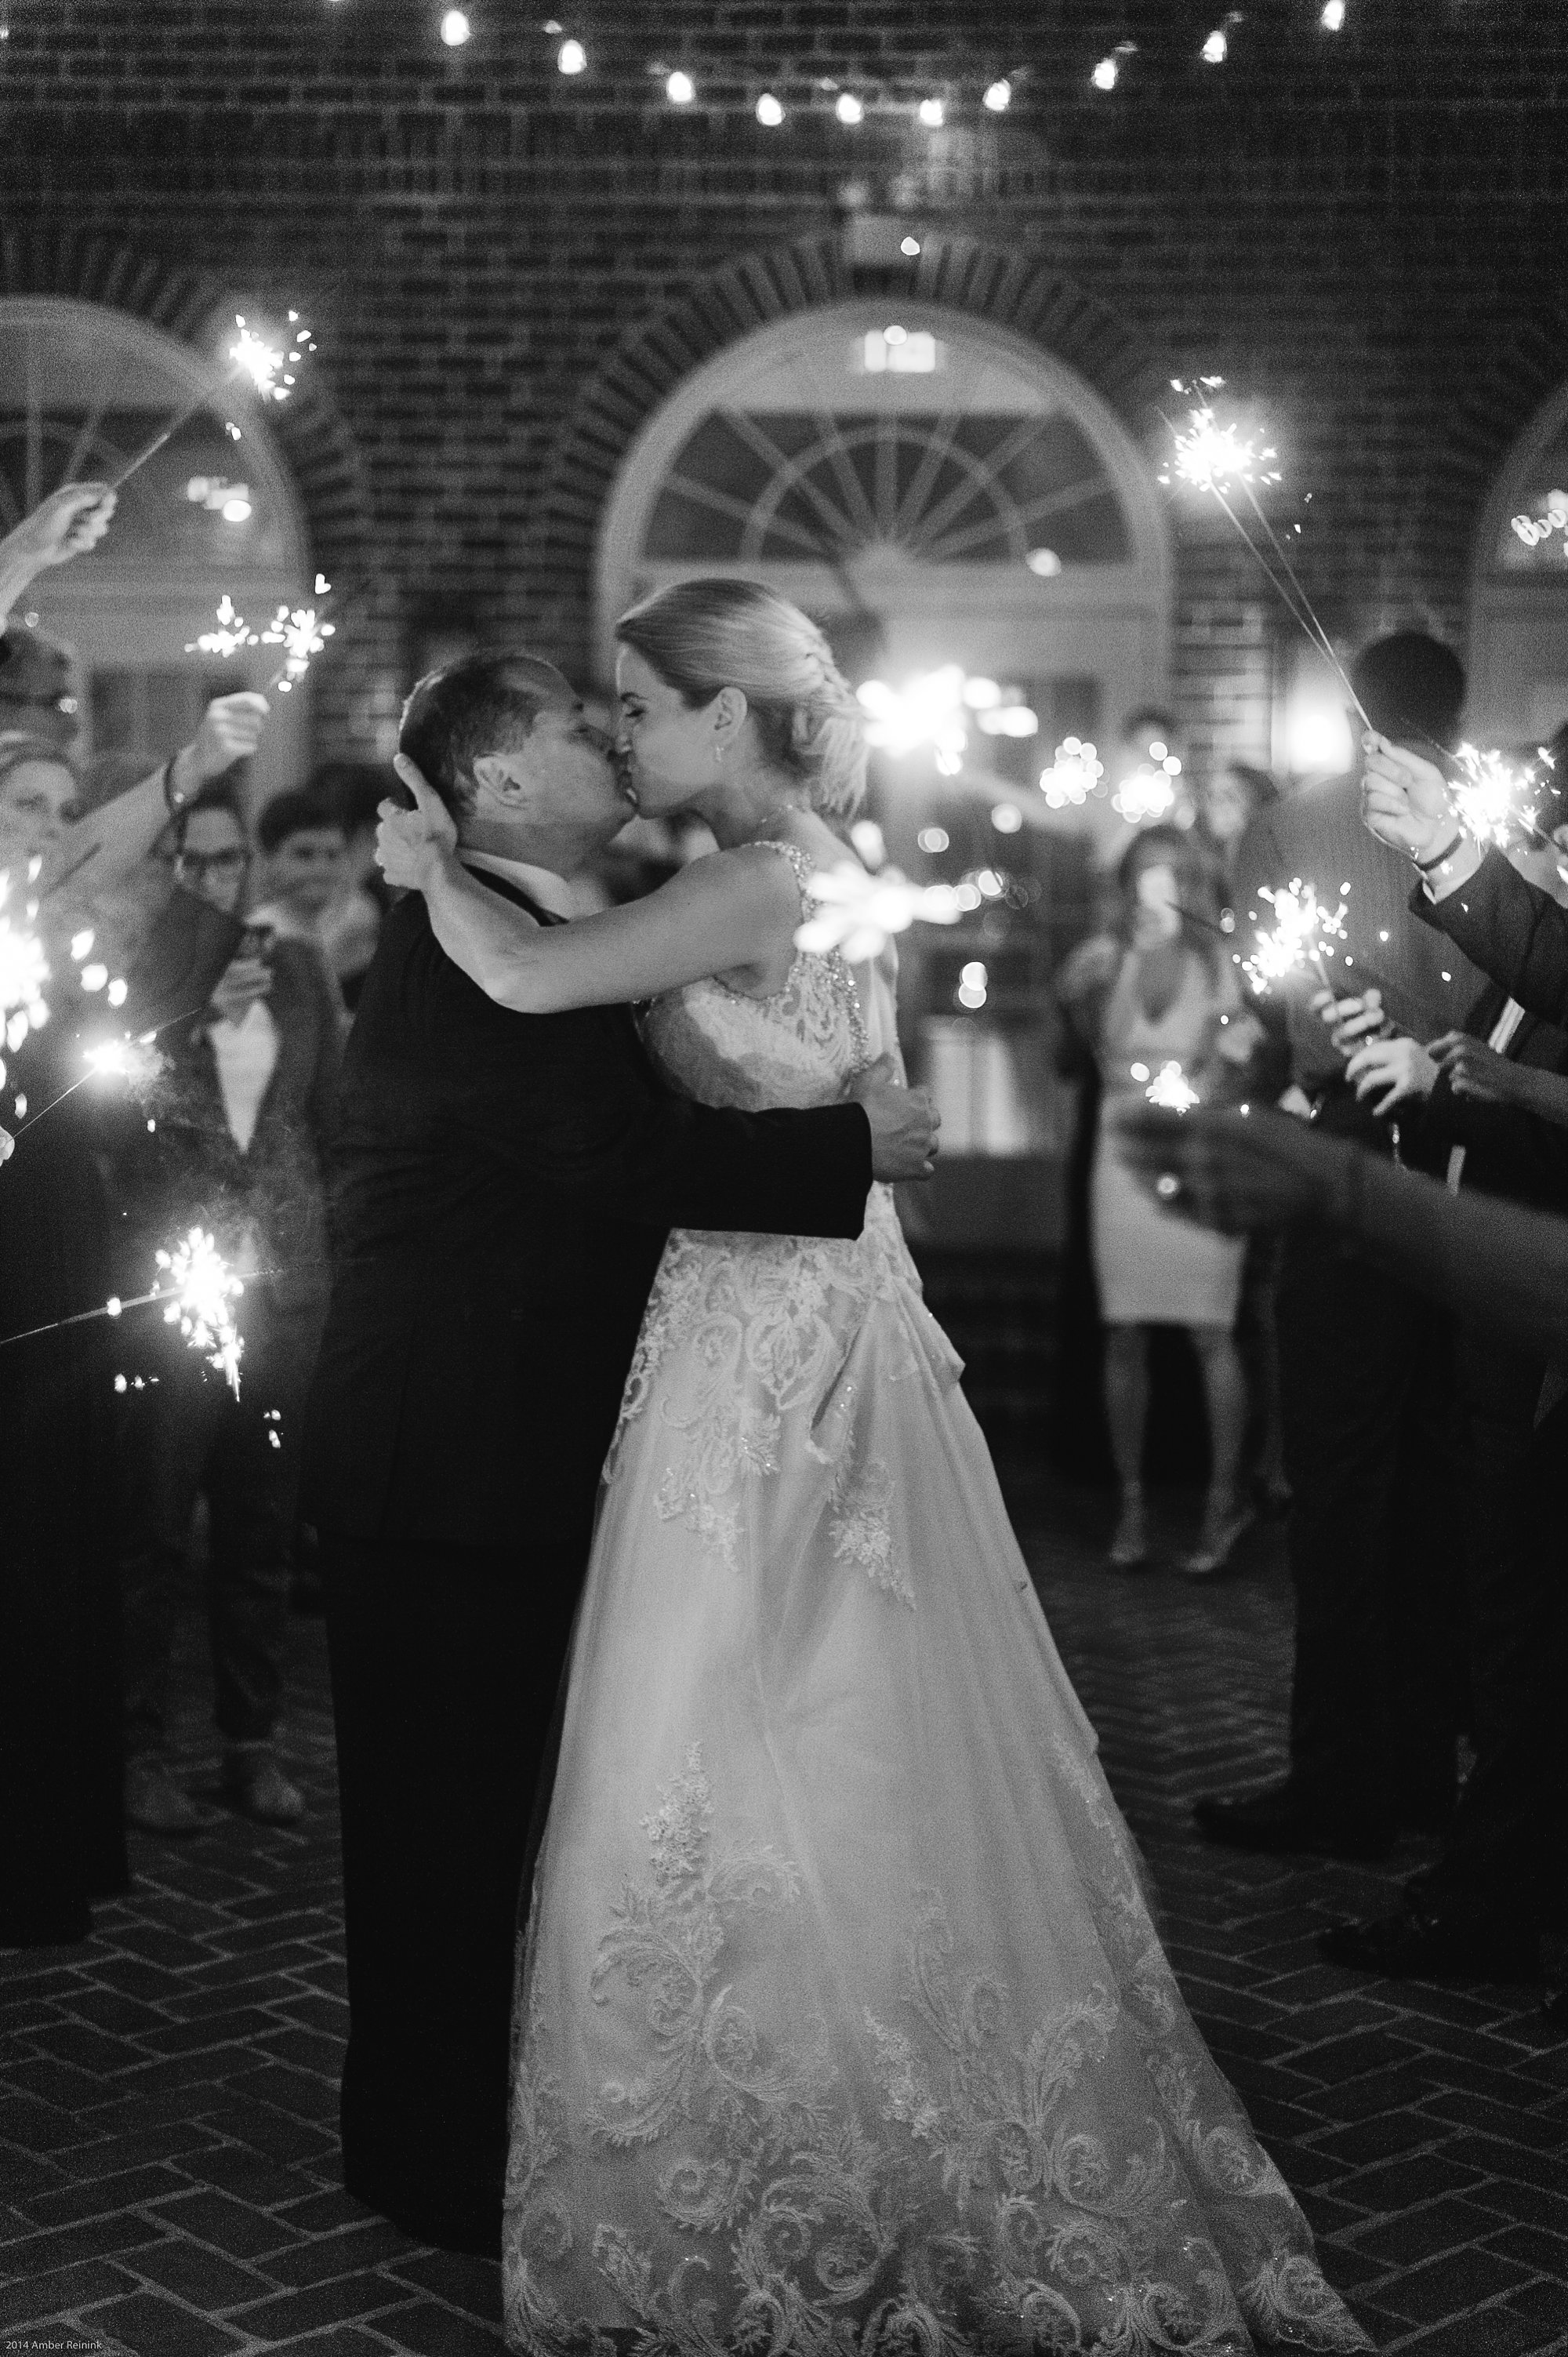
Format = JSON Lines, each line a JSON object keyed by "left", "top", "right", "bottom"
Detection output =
{"left": 1511, "top": 491, "right": 1568, "bottom": 557}
{"left": 155, "top": 1228, "right": 244, "bottom": 1396}
{"left": 0, "top": 873, "right": 49, "bottom": 1044}
{"left": 186, "top": 594, "right": 259, "bottom": 659}
{"left": 1039, "top": 735, "right": 1105, "bottom": 809}
{"left": 1446, "top": 743, "right": 1550, "bottom": 850}
{"left": 1242, "top": 878, "right": 1348, "bottom": 997}
{"left": 84, "top": 1034, "right": 165, "bottom": 1093}
{"left": 1159, "top": 383, "right": 1280, "bottom": 498}
{"left": 1145, "top": 1060, "right": 1200, "bottom": 1111}
{"left": 795, "top": 862, "right": 963, "bottom": 964}
{"left": 260, "top": 601, "right": 336, "bottom": 693}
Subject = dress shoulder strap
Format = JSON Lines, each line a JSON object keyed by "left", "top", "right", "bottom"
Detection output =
{"left": 747, "top": 836, "right": 818, "bottom": 908}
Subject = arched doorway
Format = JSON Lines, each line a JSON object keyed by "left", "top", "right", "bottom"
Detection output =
{"left": 1469, "top": 380, "right": 1568, "bottom": 746}
{"left": 597, "top": 299, "right": 1171, "bottom": 1242}
{"left": 0, "top": 297, "right": 312, "bottom": 804}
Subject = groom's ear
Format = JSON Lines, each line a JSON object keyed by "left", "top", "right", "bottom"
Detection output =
{"left": 470, "top": 750, "right": 532, "bottom": 808}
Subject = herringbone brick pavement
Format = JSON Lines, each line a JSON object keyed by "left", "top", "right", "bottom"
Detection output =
{"left": 2, "top": 1475, "right": 1566, "bottom": 2355}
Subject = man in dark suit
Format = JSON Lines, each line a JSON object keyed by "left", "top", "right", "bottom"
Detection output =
{"left": 112, "top": 780, "right": 341, "bottom": 1838}
{"left": 1205, "top": 634, "right": 1479, "bottom": 1860}
{"left": 301, "top": 652, "right": 936, "bottom": 2256}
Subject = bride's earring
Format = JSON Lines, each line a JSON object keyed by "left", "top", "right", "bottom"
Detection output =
{"left": 713, "top": 743, "right": 726, "bottom": 768}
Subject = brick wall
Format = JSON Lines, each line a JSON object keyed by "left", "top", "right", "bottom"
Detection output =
{"left": 3, "top": 0, "right": 1566, "bottom": 775}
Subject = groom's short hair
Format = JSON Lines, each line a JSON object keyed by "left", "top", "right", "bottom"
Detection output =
{"left": 398, "top": 652, "right": 568, "bottom": 816}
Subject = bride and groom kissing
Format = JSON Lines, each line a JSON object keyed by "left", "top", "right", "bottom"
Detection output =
{"left": 303, "top": 579, "right": 1368, "bottom": 2355}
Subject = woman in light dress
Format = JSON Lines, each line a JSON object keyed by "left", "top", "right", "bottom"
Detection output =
{"left": 381, "top": 579, "right": 1367, "bottom": 2357}
{"left": 1058, "top": 828, "right": 1263, "bottom": 1577}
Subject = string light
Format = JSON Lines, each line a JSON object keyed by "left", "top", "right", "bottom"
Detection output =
{"left": 835, "top": 93, "right": 864, "bottom": 124}
{"left": 899, "top": 235, "right": 921, "bottom": 256}
{"left": 918, "top": 97, "right": 944, "bottom": 126}
{"left": 1201, "top": 27, "right": 1229, "bottom": 64}
{"left": 666, "top": 69, "right": 695, "bottom": 104}
{"left": 439, "top": 9, "right": 471, "bottom": 46}
{"left": 756, "top": 91, "right": 784, "bottom": 125}
{"left": 1091, "top": 55, "right": 1120, "bottom": 89}
{"left": 983, "top": 78, "right": 1011, "bottom": 111}
{"left": 557, "top": 36, "right": 586, "bottom": 72}
{"left": 1320, "top": 0, "right": 1346, "bottom": 25}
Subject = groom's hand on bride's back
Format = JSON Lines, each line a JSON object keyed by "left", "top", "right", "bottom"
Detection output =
{"left": 851, "top": 1054, "right": 939, "bottom": 1182}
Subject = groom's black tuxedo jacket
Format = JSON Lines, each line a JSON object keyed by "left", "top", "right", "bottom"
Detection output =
{"left": 301, "top": 870, "right": 872, "bottom": 1554}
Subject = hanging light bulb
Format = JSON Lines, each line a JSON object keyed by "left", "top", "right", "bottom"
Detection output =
{"left": 756, "top": 90, "right": 784, "bottom": 125}
{"left": 835, "top": 92, "right": 864, "bottom": 125}
{"left": 666, "top": 68, "right": 695, "bottom": 104}
{"left": 557, "top": 36, "right": 586, "bottom": 71}
{"left": 439, "top": 9, "right": 471, "bottom": 45}
{"left": 1091, "top": 54, "right": 1119, "bottom": 89}
{"left": 1320, "top": 0, "right": 1345, "bottom": 24}
{"left": 899, "top": 235, "right": 921, "bottom": 256}
{"left": 983, "top": 78, "right": 1011, "bottom": 111}
{"left": 917, "top": 96, "right": 944, "bottom": 127}
{"left": 1201, "top": 27, "right": 1228, "bottom": 62}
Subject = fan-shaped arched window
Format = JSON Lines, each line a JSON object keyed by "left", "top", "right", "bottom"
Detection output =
{"left": 597, "top": 301, "right": 1169, "bottom": 726}
{"left": 0, "top": 298, "right": 310, "bottom": 801}
{"left": 1470, "top": 384, "right": 1568, "bottom": 744}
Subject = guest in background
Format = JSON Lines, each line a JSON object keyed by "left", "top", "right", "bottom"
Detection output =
{"left": 251, "top": 788, "right": 351, "bottom": 992}
{"left": 311, "top": 760, "right": 394, "bottom": 1008}
{"left": 1199, "top": 632, "right": 1475, "bottom": 1862}
{"left": 1058, "top": 824, "right": 1263, "bottom": 1574}
{"left": 111, "top": 779, "right": 341, "bottom": 1836}
{"left": 1201, "top": 759, "right": 1279, "bottom": 876}
{"left": 0, "top": 485, "right": 262, "bottom": 1942}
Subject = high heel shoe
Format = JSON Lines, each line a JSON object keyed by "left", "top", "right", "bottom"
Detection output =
{"left": 1179, "top": 1500, "right": 1254, "bottom": 1578}
{"left": 1108, "top": 1490, "right": 1148, "bottom": 1568}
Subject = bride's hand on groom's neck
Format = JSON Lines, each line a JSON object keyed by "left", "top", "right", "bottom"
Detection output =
{"left": 379, "top": 757, "right": 459, "bottom": 891}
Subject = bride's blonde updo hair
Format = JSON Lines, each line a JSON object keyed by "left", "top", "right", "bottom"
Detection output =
{"left": 615, "top": 577, "right": 868, "bottom": 821}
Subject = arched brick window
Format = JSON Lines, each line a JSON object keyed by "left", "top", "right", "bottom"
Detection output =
{"left": 0, "top": 296, "right": 312, "bottom": 801}
{"left": 597, "top": 300, "right": 1170, "bottom": 748}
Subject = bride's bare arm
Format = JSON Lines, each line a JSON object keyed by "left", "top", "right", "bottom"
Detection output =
{"left": 380, "top": 778, "right": 802, "bottom": 1011}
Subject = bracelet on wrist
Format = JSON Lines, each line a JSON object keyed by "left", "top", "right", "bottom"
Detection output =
{"left": 1413, "top": 830, "right": 1464, "bottom": 873}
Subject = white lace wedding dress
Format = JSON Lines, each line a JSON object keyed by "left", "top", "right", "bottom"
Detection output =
{"left": 502, "top": 843, "right": 1368, "bottom": 2357}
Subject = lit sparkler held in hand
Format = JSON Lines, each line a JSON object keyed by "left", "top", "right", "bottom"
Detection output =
{"left": 106, "top": 311, "right": 315, "bottom": 494}
{"left": 1160, "top": 377, "right": 1370, "bottom": 729}
{"left": 1039, "top": 736, "right": 1105, "bottom": 809}
{"left": 796, "top": 862, "right": 963, "bottom": 964}
{"left": 155, "top": 1227, "right": 245, "bottom": 1396}
{"left": 1242, "top": 878, "right": 1348, "bottom": 997}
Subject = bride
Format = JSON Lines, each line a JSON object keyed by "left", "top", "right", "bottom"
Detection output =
{"left": 379, "top": 578, "right": 1367, "bottom": 2357}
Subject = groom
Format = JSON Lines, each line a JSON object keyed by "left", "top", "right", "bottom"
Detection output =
{"left": 302, "top": 652, "right": 936, "bottom": 2256}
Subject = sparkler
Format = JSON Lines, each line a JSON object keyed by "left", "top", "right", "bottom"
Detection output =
{"left": 1511, "top": 491, "right": 1568, "bottom": 558}
{"left": 1241, "top": 878, "right": 1348, "bottom": 998}
{"left": 155, "top": 1228, "right": 245, "bottom": 1396}
{"left": 1144, "top": 1060, "right": 1200, "bottom": 1112}
{"left": 104, "top": 311, "right": 314, "bottom": 494}
{"left": 1160, "top": 378, "right": 1370, "bottom": 729}
{"left": 0, "top": 872, "right": 50, "bottom": 1046}
{"left": 796, "top": 861, "right": 963, "bottom": 964}
{"left": 260, "top": 599, "right": 336, "bottom": 695}
{"left": 1039, "top": 735, "right": 1105, "bottom": 809}
{"left": 186, "top": 594, "right": 260, "bottom": 659}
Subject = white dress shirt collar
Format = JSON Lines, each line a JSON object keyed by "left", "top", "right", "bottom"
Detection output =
{"left": 460, "top": 850, "right": 576, "bottom": 919}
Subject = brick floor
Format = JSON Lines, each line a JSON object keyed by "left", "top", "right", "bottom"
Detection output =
{"left": 3, "top": 1472, "right": 1566, "bottom": 2355}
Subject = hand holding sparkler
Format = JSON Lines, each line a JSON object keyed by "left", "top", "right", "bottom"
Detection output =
{"left": 168, "top": 692, "right": 270, "bottom": 806}
{"left": 2, "top": 481, "right": 117, "bottom": 575}
{"left": 1344, "top": 1032, "right": 1438, "bottom": 1118}
{"left": 155, "top": 1227, "right": 245, "bottom": 1396}
{"left": 1316, "top": 986, "right": 1392, "bottom": 1054}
